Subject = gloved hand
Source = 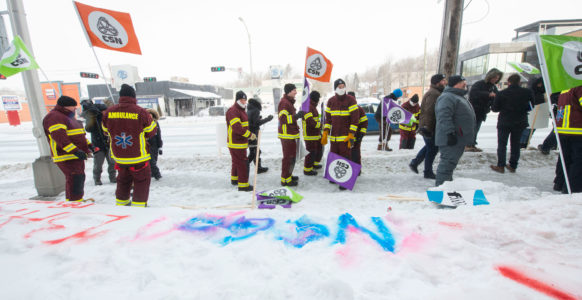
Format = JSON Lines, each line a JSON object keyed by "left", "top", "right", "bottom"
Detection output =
{"left": 321, "top": 130, "right": 328, "bottom": 146}
{"left": 294, "top": 111, "right": 306, "bottom": 119}
{"left": 74, "top": 150, "right": 88, "bottom": 160}
{"left": 264, "top": 115, "right": 274, "bottom": 122}
{"left": 418, "top": 127, "right": 432, "bottom": 138}
{"left": 447, "top": 132, "right": 457, "bottom": 146}
{"left": 407, "top": 116, "right": 417, "bottom": 126}
{"left": 249, "top": 133, "right": 257, "bottom": 141}
{"left": 158, "top": 149, "right": 163, "bottom": 155}
{"left": 344, "top": 133, "right": 356, "bottom": 148}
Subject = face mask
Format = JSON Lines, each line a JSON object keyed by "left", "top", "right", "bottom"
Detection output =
{"left": 411, "top": 102, "right": 418, "bottom": 106}
{"left": 237, "top": 100, "right": 246, "bottom": 109}
{"left": 335, "top": 88, "right": 346, "bottom": 96}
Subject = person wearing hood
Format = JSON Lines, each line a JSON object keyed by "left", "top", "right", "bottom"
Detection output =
{"left": 519, "top": 76, "right": 546, "bottom": 148}
{"left": 147, "top": 108, "right": 163, "bottom": 180}
{"left": 399, "top": 94, "right": 420, "bottom": 149}
{"left": 278, "top": 84, "right": 305, "bottom": 186}
{"left": 226, "top": 91, "right": 256, "bottom": 192}
{"left": 374, "top": 88, "right": 403, "bottom": 151}
{"left": 247, "top": 97, "right": 273, "bottom": 174}
{"left": 467, "top": 68, "right": 503, "bottom": 152}
{"left": 321, "top": 79, "right": 360, "bottom": 190}
{"left": 102, "top": 84, "right": 158, "bottom": 207}
{"left": 82, "top": 99, "right": 116, "bottom": 185}
{"left": 409, "top": 74, "right": 446, "bottom": 179}
{"left": 303, "top": 90, "right": 323, "bottom": 176}
{"left": 43, "top": 96, "right": 92, "bottom": 202}
{"left": 434, "top": 76, "right": 476, "bottom": 186}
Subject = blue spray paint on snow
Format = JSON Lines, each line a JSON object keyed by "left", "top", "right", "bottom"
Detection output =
{"left": 276, "top": 215, "right": 330, "bottom": 248}
{"left": 178, "top": 215, "right": 275, "bottom": 246}
{"left": 333, "top": 213, "right": 395, "bottom": 252}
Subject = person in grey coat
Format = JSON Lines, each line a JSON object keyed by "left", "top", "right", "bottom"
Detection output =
{"left": 434, "top": 75, "right": 476, "bottom": 186}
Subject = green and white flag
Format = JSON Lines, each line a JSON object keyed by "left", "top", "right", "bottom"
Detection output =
{"left": 507, "top": 61, "right": 540, "bottom": 75}
{"left": 0, "top": 35, "right": 40, "bottom": 77}
{"left": 535, "top": 35, "right": 582, "bottom": 94}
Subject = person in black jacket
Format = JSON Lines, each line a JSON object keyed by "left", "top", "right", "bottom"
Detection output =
{"left": 82, "top": 99, "right": 116, "bottom": 185}
{"left": 467, "top": 68, "right": 503, "bottom": 152}
{"left": 538, "top": 92, "right": 560, "bottom": 155}
{"left": 147, "top": 108, "right": 163, "bottom": 180}
{"left": 490, "top": 74, "right": 534, "bottom": 173}
{"left": 519, "top": 76, "right": 546, "bottom": 148}
{"left": 247, "top": 98, "right": 273, "bottom": 173}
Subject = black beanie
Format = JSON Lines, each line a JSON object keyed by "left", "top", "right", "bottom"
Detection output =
{"left": 119, "top": 84, "right": 136, "bottom": 98}
{"left": 431, "top": 74, "right": 446, "bottom": 85}
{"left": 310, "top": 91, "right": 321, "bottom": 102}
{"left": 334, "top": 78, "right": 345, "bottom": 90}
{"left": 235, "top": 90, "right": 247, "bottom": 100}
{"left": 448, "top": 75, "right": 466, "bottom": 87}
{"left": 284, "top": 83, "right": 296, "bottom": 95}
{"left": 410, "top": 94, "right": 419, "bottom": 103}
{"left": 57, "top": 96, "right": 77, "bottom": 107}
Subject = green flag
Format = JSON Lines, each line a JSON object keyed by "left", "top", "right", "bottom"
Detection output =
{"left": 507, "top": 61, "right": 540, "bottom": 75}
{"left": 536, "top": 35, "right": 582, "bottom": 93}
{"left": 0, "top": 35, "right": 40, "bottom": 77}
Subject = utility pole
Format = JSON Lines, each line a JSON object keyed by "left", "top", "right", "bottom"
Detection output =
{"left": 421, "top": 38, "right": 427, "bottom": 98}
{"left": 437, "top": 0, "right": 464, "bottom": 77}
{"left": 7, "top": 0, "right": 65, "bottom": 197}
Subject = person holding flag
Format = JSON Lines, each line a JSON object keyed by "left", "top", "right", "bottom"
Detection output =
{"left": 434, "top": 76, "right": 476, "bottom": 186}
{"left": 302, "top": 90, "right": 323, "bottom": 176}
{"left": 278, "top": 84, "right": 305, "bottom": 186}
{"left": 399, "top": 94, "right": 420, "bottom": 149}
{"left": 321, "top": 79, "right": 360, "bottom": 190}
{"left": 374, "top": 89, "right": 403, "bottom": 151}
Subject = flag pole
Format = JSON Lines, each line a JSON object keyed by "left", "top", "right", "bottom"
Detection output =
{"left": 37, "top": 67, "right": 61, "bottom": 98}
{"left": 90, "top": 47, "right": 115, "bottom": 101}
{"left": 251, "top": 130, "right": 262, "bottom": 210}
{"left": 535, "top": 35, "right": 571, "bottom": 196}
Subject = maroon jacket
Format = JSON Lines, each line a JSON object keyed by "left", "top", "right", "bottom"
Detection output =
{"left": 302, "top": 101, "right": 321, "bottom": 141}
{"left": 42, "top": 105, "right": 90, "bottom": 162}
{"left": 226, "top": 103, "right": 251, "bottom": 149}
{"left": 356, "top": 106, "right": 368, "bottom": 136}
{"left": 399, "top": 101, "right": 420, "bottom": 131}
{"left": 324, "top": 94, "right": 359, "bottom": 141}
{"left": 278, "top": 95, "right": 300, "bottom": 139}
{"left": 556, "top": 86, "right": 582, "bottom": 136}
{"left": 102, "top": 96, "right": 157, "bottom": 165}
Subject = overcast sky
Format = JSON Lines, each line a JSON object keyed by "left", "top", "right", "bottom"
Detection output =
{"left": 0, "top": 0, "right": 580, "bottom": 93}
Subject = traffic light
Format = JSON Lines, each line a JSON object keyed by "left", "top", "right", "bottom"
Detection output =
{"left": 144, "top": 77, "right": 157, "bottom": 82}
{"left": 80, "top": 72, "right": 99, "bottom": 79}
{"left": 211, "top": 66, "right": 225, "bottom": 72}
{"left": 0, "top": 74, "right": 6, "bottom": 80}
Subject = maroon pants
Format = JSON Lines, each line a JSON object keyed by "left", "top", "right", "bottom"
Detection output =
{"left": 229, "top": 148, "right": 249, "bottom": 188}
{"left": 399, "top": 130, "right": 417, "bottom": 149}
{"left": 304, "top": 140, "right": 323, "bottom": 171}
{"left": 116, "top": 162, "right": 151, "bottom": 206}
{"left": 280, "top": 139, "right": 297, "bottom": 183}
{"left": 331, "top": 141, "right": 351, "bottom": 159}
{"left": 56, "top": 159, "right": 85, "bottom": 201}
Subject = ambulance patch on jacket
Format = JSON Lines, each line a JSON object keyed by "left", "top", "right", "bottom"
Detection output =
{"left": 114, "top": 132, "right": 133, "bottom": 149}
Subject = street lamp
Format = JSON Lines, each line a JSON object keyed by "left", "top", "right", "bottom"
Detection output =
{"left": 238, "top": 17, "right": 254, "bottom": 93}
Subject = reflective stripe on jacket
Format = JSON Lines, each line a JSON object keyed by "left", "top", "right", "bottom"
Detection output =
{"left": 302, "top": 102, "right": 321, "bottom": 140}
{"left": 324, "top": 94, "right": 359, "bottom": 141}
{"left": 278, "top": 95, "right": 300, "bottom": 139}
{"left": 42, "top": 105, "right": 90, "bottom": 162}
{"left": 226, "top": 103, "right": 251, "bottom": 149}
{"left": 556, "top": 86, "right": 582, "bottom": 135}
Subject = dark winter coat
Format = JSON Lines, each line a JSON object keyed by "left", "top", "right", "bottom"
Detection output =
{"left": 146, "top": 109, "right": 163, "bottom": 149}
{"left": 469, "top": 68, "right": 503, "bottom": 122}
{"left": 530, "top": 77, "right": 546, "bottom": 106}
{"left": 43, "top": 105, "right": 91, "bottom": 162}
{"left": 102, "top": 96, "right": 157, "bottom": 165}
{"left": 435, "top": 87, "right": 476, "bottom": 147}
{"left": 418, "top": 84, "right": 443, "bottom": 137}
{"left": 84, "top": 103, "right": 109, "bottom": 150}
{"left": 491, "top": 84, "right": 534, "bottom": 129}
{"left": 247, "top": 98, "right": 272, "bottom": 135}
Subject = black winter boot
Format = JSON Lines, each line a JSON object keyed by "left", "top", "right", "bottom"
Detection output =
{"left": 238, "top": 185, "right": 254, "bottom": 192}
{"left": 409, "top": 160, "right": 419, "bottom": 174}
{"left": 257, "top": 159, "right": 268, "bottom": 174}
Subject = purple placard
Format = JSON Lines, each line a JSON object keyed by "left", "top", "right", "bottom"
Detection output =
{"left": 256, "top": 193, "right": 292, "bottom": 209}
{"left": 300, "top": 78, "right": 311, "bottom": 112}
{"left": 383, "top": 97, "right": 412, "bottom": 124}
{"left": 323, "top": 152, "right": 361, "bottom": 190}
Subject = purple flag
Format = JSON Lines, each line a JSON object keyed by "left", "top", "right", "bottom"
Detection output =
{"left": 382, "top": 97, "right": 412, "bottom": 124}
{"left": 324, "top": 152, "right": 361, "bottom": 190}
{"left": 301, "top": 78, "right": 311, "bottom": 112}
{"left": 256, "top": 193, "right": 292, "bottom": 209}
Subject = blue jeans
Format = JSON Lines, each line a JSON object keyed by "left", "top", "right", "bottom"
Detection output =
{"left": 412, "top": 136, "right": 439, "bottom": 175}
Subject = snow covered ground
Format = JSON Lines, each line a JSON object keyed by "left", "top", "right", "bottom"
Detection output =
{"left": 1, "top": 113, "right": 581, "bottom": 300}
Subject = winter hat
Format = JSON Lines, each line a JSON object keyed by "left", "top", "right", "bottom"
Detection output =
{"left": 410, "top": 94, "right": 419, "bottom": 103}
{"left": 57, "top": 95, "right": 77, "bottom": 107}
{"left": 448, "top": 75, "right": 466, "bottom": 87}
{"left": 119, "top": 84, "right": 136, "bottom": 98}
{"left": 431, "top": 74, "right": 446, "bottom": 85}
{"left": 392, "top": 88, "right": 403, "bottom": 98}
{"left": 334, "top": 78, "right": 346, "bottom": 90}
{"left": 347, "top": 91, "right": 356, "bottom": 97}
{"left": 235, "top": 90, "right": 247, "bottom": 100}
{"left": 310, "top": 91, "right": 321, "bottom": 102}
{"left": 284, "top": 83, "right": 296, "bottom": 95}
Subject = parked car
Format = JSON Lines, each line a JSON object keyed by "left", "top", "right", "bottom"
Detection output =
{"left": 359, "top": 102, "right": 399, "bottom": 134}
